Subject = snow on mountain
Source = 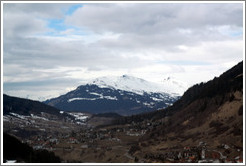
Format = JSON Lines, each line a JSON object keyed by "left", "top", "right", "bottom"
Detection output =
{"left": 161, "top": 76, "right": 189, "bottom": 96}
{"left": 44, "top": 75, "right": 186, "bottom": 115}
{"left": 84, "top": 75, "right": 188, "bottom": 96}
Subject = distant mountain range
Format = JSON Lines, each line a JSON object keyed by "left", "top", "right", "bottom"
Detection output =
{"left": 44, "top": 75, "right": 187, "bottom": 115}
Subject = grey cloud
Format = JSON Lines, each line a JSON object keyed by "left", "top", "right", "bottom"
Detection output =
{"left": 3, "top": 3, "right": 79, "bottom": 38}
{"left": 65, "top": 3, "right": 243, "bottom": 52}
{"left": 3, "top": 3, "right": 72, "bottom": 19}
{"left": 3, "top": 35, "right": 148, "bottom": 74}
{"left": 3, "top": 3, "right": 244, "bottom": 100}
{"left": 3, "top": 12, "right": 47, "bottom": 38}
{"left": 66, "top": 3, "right": 243, "bottom": 34}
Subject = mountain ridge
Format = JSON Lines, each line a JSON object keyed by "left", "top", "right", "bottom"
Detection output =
{"left": 85, "top": 74, "right": 187, "bottom": 96}
{"left": 44, "top": 75, "right": 182, "bottom": 115}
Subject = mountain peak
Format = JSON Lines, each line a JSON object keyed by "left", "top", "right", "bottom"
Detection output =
{"left": 85, "top": 75, "right": 186, "bottom": 96}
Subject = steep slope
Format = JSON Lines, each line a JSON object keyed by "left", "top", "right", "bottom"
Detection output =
{"left": 45, "top": 75, "right": 181, "bottom": 116}
{"left": 129, "top": 61, "right": 243, "bottom": 162}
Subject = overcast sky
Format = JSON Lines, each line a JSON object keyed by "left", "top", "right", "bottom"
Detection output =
{"left": 2, "top": 2, "right": 244, "bottom": 101}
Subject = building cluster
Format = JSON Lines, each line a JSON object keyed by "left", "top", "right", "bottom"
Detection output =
{"left": 144, "top": 142, "right": 243, "bottom": 163}
{"left": 24, "top": 135, "right": 59, "bottom": 151}
{"left": 22, "top": 120, "right": 243, "bottom": 164}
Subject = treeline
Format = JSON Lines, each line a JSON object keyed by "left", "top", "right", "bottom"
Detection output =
{"left": 184, "top": 61, "right": 243, "bottom": 100}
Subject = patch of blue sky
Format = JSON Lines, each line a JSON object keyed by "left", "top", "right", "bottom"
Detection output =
{"left": 48, "top": 18, "right": 67, "bottom": 31}
{"left": 37, "top": 5, "right": 88, "bottom": 38}
{"left": 228, "top": 29, "right": 243, "bottom": 37}
{"left": 45, "top": 18, "right": 88, "bottom": 37}
{"left": 219, "top": 26, "right": 243, "bottom": 37}
{"left": 157, "top": 60, "right": 211, "bottom": 66}
{"left": 65, "top": 4, "right": 83, "bottom": 16}
{"left": 44, "top": 4, "right": 83, "bottom": 33}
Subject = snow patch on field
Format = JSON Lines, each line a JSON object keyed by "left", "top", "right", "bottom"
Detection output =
{"left": 68, "top": 112, "right": 88, "bottom": 122}
{"left": 9, "top": 112, "right": 28, "bottom": 120}
{"left": 30, "top": 114, "right": 49, "bottom": 121}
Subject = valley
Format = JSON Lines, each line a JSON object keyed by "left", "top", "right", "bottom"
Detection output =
{"left": 2, "top": 2, "right": 244, "bottom": 164}
{"left": 2, "top": 61, "right": 244, "bottom": 163}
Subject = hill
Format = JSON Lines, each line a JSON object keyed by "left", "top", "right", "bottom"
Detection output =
{"left": 129, "top": 61, "right": 243, "bottom": 162}
{"left": 3, "top": 94, "right": 88, "bottom": 139}
{"left": 4, "top": 94, "right": 63, "bottom": 117}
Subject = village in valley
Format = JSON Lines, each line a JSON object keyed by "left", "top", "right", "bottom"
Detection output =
{"left": 19, "top": 117, "right": 243, "bottom": 163}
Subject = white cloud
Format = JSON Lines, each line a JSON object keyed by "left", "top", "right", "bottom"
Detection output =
{"left": 2, "top": 2, "right": 244, "bottom": 100}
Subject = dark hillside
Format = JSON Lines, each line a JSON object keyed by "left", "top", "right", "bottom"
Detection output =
{"left": 130, "top": 61, "right": 243, "bottom": 162}
{"left": 3, "top": 133, "right": 61, "bottom": 163}
{"left": 3, "top": 94, "right": 61, "bottom": 116}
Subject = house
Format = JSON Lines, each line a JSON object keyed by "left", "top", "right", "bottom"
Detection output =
{"left": 33, "top": 145, "right": 43, "bottom": 150}
{"left": 49, "top": 138, "right": 58, "bottom": 144}
{"left": 68, "top": 137, "right": 78, "bottom": 144}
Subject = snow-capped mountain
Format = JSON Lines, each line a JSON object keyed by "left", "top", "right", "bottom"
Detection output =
{"left": 44, "top": 75, "right": 184, "bottom": 115}
{"left": 87, "top": 75, "right": 187, "bottom": 96}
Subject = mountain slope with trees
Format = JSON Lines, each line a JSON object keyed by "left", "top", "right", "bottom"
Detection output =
{"left": 128, "top": 61, "right": 243, "bottom": 162}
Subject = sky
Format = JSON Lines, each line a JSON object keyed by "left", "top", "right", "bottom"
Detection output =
{"left": 2, "top": 2, "right": 244, "bottom": 101}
